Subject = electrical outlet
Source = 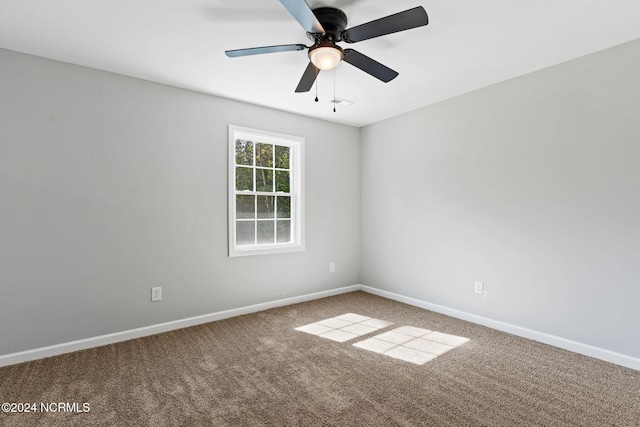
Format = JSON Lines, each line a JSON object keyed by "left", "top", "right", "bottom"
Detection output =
{"left": 151, "top": 287, "right": 162, "bottom": 302}
{"left": 329, "top": 262, "right": 336, "bottom": 273}
{"left": 474, "top": 281, "right": 484, "bottom": 294}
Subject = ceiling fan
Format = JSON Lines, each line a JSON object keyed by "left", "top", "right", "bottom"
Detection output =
{"left": 225, "top": 0, "right": 429, "bottom": 93}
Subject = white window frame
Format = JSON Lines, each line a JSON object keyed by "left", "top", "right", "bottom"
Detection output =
{"left": 228, "top": 124, "right": 305, "bottom": 257}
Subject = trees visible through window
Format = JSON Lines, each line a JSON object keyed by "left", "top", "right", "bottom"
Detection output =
{"left": 228, "top": 125, "right": 304, "bottom": 257}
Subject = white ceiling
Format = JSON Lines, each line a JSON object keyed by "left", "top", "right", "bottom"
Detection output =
{"left": 1, "top": 0, "right": 639, "bottom": 127}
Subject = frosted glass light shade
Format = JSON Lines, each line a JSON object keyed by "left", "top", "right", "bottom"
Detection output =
{"left": 310, "top": 46, "right": 343, "bottom": 70}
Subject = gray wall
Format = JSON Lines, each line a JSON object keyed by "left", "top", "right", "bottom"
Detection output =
{"left": 0, "top": 48, "right": 360, "bottom": 355}
{"left": 361, "top": 39, "right": 640, "bottom": 358}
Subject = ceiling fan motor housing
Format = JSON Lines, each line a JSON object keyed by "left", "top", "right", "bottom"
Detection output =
{"left": 311, "top": 7, "right": 348, "bottom": 41}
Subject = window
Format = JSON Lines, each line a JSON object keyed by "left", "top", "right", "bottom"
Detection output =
{"left": 228, "top": 125, "right": 304, "bottom": 257}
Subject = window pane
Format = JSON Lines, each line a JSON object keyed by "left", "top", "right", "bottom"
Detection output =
{"left": 256, "top": 143, "right": 273, "bottom": 167}
{"left": 229, "top": 126, "right": 303, "bottom": 257}
{"left": 236, "top": 221, "right": 255, "bottom": 246}
{"left": 256, "top": 168, "right": 273, "bottom": 192}
{"left": 235, "top": 167, "right": 253, "bottom": 191}
{"left": 257, "top": 220, "right": 275, "bottom": 244}
{"left": 275, "top": 145, "right": 290, "bottom": 169}
{"left": 275, "top": 170, "right": 290, "bottom": 193}
{"left": 257, "top": 195, "right": 275, "bottom": 219}
{"left": 235, "top": 140, "right": 253, "bottom": 166}
{"left": 277, "top": 220, "right": 291, "bottom": 243}
{"left": 236, "top": 195, "right": 255, "bottom": 219}
{"left": 277, "top": 196, "right": 291, "bottom": 218}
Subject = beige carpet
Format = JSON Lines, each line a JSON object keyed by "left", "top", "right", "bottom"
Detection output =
{"left": 0, "top": 291, "right": 638, "bottom": 426}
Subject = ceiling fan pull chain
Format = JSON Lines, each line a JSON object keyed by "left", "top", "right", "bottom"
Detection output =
{"left": 333, "top": 68, "right": 336, "bottom": 113}
{"left": 314, "top": 52, "right": 319, "bottom": 102}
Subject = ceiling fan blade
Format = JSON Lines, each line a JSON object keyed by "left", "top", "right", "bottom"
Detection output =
{"left": 343, "top": 49, "right": 398, "bottom": 83}
{"left": 225, "top": 44, "right": 306, "bottom": 58}
{"left": 295, "top": 62, "right": 320, "bottom": 92}
{"left": 279, "top": 0, "right": 325, "bottom": 34}
{"left": 342, "top": 6, "right": 428, "bottom": 43}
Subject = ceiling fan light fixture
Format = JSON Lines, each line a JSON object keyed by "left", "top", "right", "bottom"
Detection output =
{"left": 310, "top": 45, "right": 343, "bottom": 70}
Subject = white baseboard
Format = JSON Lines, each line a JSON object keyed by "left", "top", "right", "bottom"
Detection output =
{"left": 1, "top": 283, "right": 638, "bottom": 371}
{"left": 0, "top": 285, "right": 360, "bottom": 368}
{"left": 358, "top": 285, "right": 640, "bottom": 371}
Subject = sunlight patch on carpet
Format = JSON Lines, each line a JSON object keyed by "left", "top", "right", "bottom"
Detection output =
{"left": 354, "top": 327, "right": 470, "bottom": 365}
{"left": 295, "top": 313, "right": 392, "bottom": 342}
